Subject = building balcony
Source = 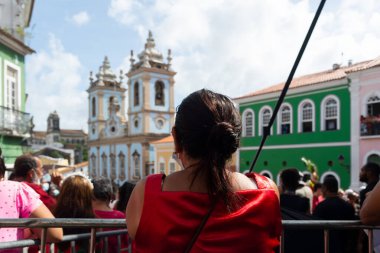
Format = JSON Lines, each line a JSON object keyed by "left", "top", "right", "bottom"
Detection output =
{"left": 360, "top": 116, "right": 380, "bottom": 137}
{"left": 0, "top": 106, "right": 33, "bottom": 137}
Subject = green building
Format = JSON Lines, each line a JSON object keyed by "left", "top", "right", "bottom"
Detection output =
{"left": 0, "top": 0, "right": 35, "bottom": 166}
{"left": 234, "top": 64, "right": 353, "bottom": 189}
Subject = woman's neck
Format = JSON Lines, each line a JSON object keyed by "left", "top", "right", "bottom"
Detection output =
{"left": 92, "top": 200, "right": 112, "bottom": 212}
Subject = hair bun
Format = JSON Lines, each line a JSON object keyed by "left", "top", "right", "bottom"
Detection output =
{"left": 207, "top": 122, "right": 239, "bottom": 158}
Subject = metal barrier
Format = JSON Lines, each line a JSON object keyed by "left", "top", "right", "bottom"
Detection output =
{"left": 0, "top": 219, "right": 128, "bottom": 253}
{"left": 0, "top": 219, "right": 378, "bottom": 253}
{"left": 281, "top": 220, "right": 377, "bottom": 253}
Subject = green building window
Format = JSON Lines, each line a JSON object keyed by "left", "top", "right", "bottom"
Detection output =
{"left": 279, "top": 105, "right": 292, "bottom": 134}
{"left": 300, "top": 101, "right": 314, "bottom": 132}
{"left": 261, "top": 108, "right": 272, "bottom": 136}
{"left": 243, "top": 109, "right": 254, "bottom": 137}
{"left": 325, "top": 98, "right": 338, "bottom": 131}
{"left": 321, "top": 95, "right": 340, "bottom": 131}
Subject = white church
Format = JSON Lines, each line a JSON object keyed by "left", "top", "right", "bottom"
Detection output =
{"left": 87, "top": 31, "right": 176, "bottom": 184}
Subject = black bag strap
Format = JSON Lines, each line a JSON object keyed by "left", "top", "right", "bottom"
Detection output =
{"left": 184, "top": 201, "right": 216, "bottom": 253}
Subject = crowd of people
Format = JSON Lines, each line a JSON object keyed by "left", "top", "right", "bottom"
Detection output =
{"left": 0, "top": 88, "right": 380, "bottom": 253}
{"left": 0, "top": 153, "right": 135, "bottom": 253}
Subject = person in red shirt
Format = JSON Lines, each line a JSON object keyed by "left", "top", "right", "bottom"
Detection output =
{"left": 126, "top": 89, "right": 282, "bottom": 253}
{"left": 13, "top": 155, "right": 58, "bottom": 212}
{"left": 92, "top": 177, "right": 129, "bottom": 252}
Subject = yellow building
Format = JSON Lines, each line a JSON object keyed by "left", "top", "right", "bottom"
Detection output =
{"left": 151, "top": 135, "right": 180, "bottom": 175}
{"left": 151, "top": 135, "right": 238, "bottom": 175}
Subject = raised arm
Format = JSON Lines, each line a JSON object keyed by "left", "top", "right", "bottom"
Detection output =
{"left": 29, "top": 203, "right": 63, "bottom": 242}
{"left": 360, "top": 181, "right": 380, "bottom": 225}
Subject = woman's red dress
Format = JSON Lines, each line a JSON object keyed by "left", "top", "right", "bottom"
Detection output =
{"left": 135, "top": 173, "right": 282, "bottom": 253}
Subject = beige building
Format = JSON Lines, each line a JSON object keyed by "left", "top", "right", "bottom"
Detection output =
{"left": 31, "top": 111, "right": 87, "bottom": 164}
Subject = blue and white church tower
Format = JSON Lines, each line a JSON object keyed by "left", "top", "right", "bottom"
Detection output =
{"left": 87, "top": 32, "right": 176, "bottom": 183}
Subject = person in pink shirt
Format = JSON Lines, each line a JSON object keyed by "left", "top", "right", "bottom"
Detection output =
{"left": 0, "top": 154, "right": 62, "bottom": 253}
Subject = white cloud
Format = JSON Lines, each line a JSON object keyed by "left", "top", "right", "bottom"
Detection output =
{"left": 26, "top": 34, "right": 87, "bottom": 131}
{"left": 71, "top": 11, "right": 90, "bottom": 26}
{"left": 108, "top": 0, "right": 380, "bottom": 105}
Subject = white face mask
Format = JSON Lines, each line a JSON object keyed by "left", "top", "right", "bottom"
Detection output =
{"left": 41, "top": 182, "right": 50, "bottom": 192}
{"left": 52, "top": 189, "right": 60, "bottom": 196}
{"left": 32, "top": 170, "right": 41, "bottom": 185}
{"left": 172, "top": 153, "right": 185, "bottom": 170}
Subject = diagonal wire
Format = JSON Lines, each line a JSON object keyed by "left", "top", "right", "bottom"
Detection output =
{"left": 249, "top": 0, "right": 327, "bottom": 173}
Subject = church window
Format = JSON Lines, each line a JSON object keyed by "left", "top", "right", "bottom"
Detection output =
{"left": 155, "top": 81, "right": 165, "bottom": 106}
{"left": 132, "top": 150, "right": 140, "bottom": 178}
{"left": 91, "top": 153, "right": 97, "bottom": 177}
{"left": 92, "top": 97, "right": 96, "bottom": 117}
{"left": 118, "top": 152, "right": 126, "bottom": 180}
{"left": 110, "top": 153, "right": 116, "bottom": 179}
{"left": 101, "top": 153, "right": 108, "bottom": 177}
{"left": 134, "top": 82, "right": 139, "bottom": 106}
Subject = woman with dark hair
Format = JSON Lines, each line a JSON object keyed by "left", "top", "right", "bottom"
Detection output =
{"left": 92, "top": 177, "right": 128, "bottom": 252}
{"left": 54, "top": 174, "right": 95, "bottom": 253}
{"left": 126, "top": 89, "right": 282, "bottom": 252}
{"left": 114, "top": 181, "right": 135, "bottom": 213}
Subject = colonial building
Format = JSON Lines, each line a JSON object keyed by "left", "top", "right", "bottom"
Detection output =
{"left": 234, "top": 57, "right": 380, "bottom": 190}
{"left": 88, "top": 31, "right": 175, "bottom": 184}
{"left": 0, "top": 0, "right": 35, "bottom": 166}
{"left": 151, "top": 135, "right": 181, "bottom": 175}
{"left": 31, "top": 111, "right": 87, "bottom": 164}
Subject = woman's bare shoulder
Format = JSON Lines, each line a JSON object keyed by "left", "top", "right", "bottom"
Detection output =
{"left": 230, "top": 172, "right": 258, "bottom": 191}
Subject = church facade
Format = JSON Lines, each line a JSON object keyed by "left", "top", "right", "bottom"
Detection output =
{"left": 87, "top": 32, "right": 175, "bottom": 184}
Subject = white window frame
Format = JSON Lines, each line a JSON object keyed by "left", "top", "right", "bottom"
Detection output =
{"left": 4, "top": 60, "right": 21, "bottom": 110}
{"left": 242, "top": 108, "right": 255, "bottom": 137}
{"left": 298, "top": 99, "right": 315, "bottom": 133}
{"left": 320, "top": 171, "right": 341, "bottom": 189}
{"left": 259, "top": 170, "right": 273, "bottom": 179}
{"left": 258, "top": 106, "right": 273, "bottom": 136}
{"left": 364, "top": 93, "right": 380, "bottom": 116}
{"left": 321, "top": 95, "right": 340, "bottom": 131}
{"left": 363, "top": 151, "right": 380, "bottom": 165}
{"left": 277, "top": 103, "right": 293, "bottom": 135}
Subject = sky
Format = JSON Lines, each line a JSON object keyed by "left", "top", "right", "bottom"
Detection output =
{"left": 25, "top": 0, "right": 380, "bottom": 132}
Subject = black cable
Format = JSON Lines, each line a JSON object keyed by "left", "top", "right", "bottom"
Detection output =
{"left": 249, "top": 0, "right": 327, "bottom": 173}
